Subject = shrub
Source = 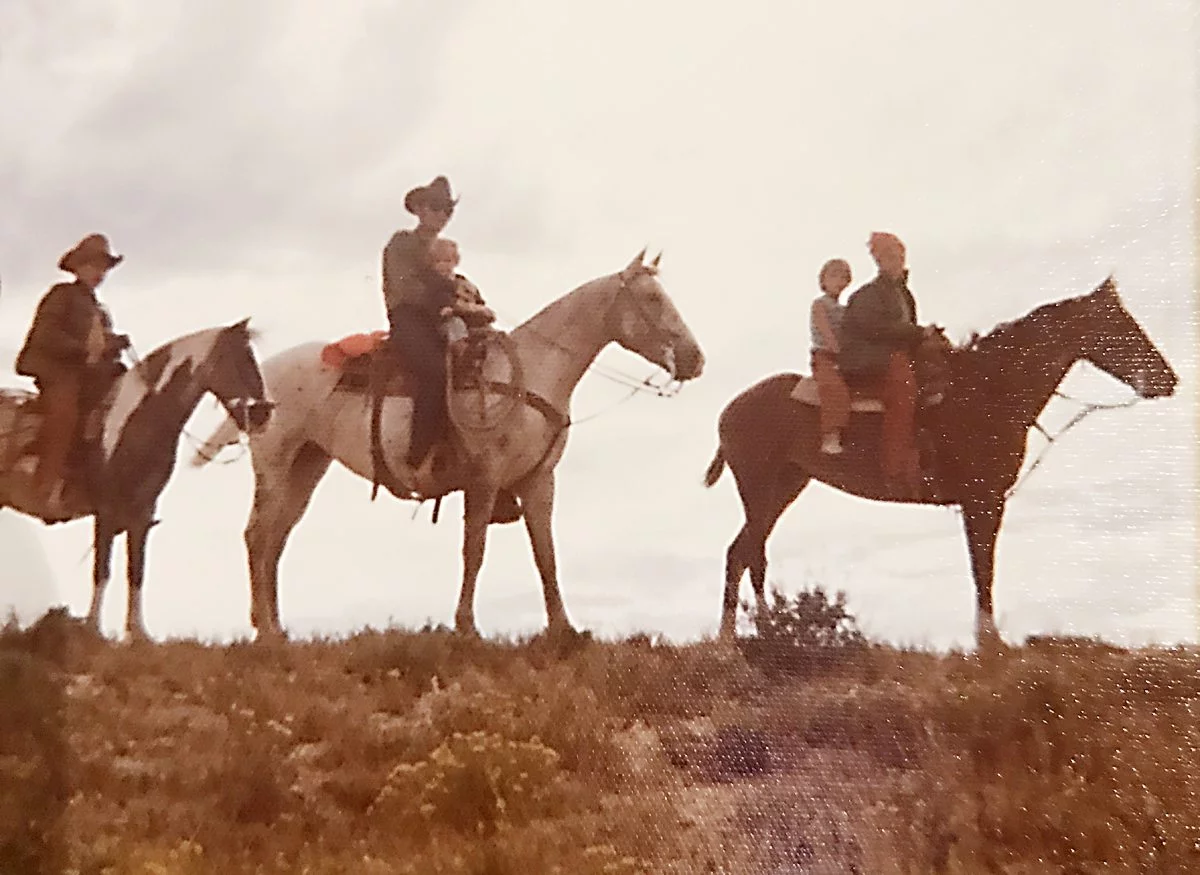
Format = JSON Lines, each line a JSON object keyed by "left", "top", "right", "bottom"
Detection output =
{"left": 370, "top": 731, "right": 564, "bottom": 839}
{"left": 737, "top": 585, "right": 866, "bottom": 680}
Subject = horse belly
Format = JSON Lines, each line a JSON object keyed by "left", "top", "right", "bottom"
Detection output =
{"left": 786, "top": 406, "right": 926, "bottom": 502}
{"left": 312, "top": 392, "right": 416, "bottom": 482}
{"left": 459, "top": 406, "right": 564, "bottom": 486}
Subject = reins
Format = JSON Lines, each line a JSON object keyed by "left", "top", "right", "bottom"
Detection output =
{"left": 1005, "top": 388, "right": 1145, "bottom": 499}
{"left": 121, "top": 339, "right": 251, "bottom": 466}
{"left": 484, "top": 267, "right": 685, "bottom": 427}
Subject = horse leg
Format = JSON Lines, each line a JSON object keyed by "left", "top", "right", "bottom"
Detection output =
{"left": 961, "top": 496, "right": 1008, "bottom": 652}
{"left": 455, "top": 485, "right": 497, "bottom": 636}
{"left": 719, "top": 525, "right": 752, "bottom": 640}
{"left": 517, "top": 470, "right": 574, "bottom": 635}
{"left": 747, "top": 468, "right": 812, "bottom": 625}
{"left": 87, "top": 516, "right": 116, "bottom": 634}
{"left": 125, "top": 515, "right": 155, "bottom": 643}
{"left": 718, "top": 465, "right": 811, "bottom": 639}
{"left": 244, "top": 442, "right": 331, "bottom": 641}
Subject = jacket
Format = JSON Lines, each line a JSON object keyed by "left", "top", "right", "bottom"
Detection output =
{"left": 381, "top": 229, "right": 451, "bottom": 320}
{"left": 15, "top": 281, "right": 120, "bottom": 382}
{"left": 838, "top": 270, "right": 926, "bottom": 376}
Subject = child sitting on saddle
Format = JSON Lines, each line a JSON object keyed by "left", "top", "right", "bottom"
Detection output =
{"left": 427, "top": 238, "right": 496, "bottom": 380}
{"left": 428, "top": 238, "right": 495, "bottom": 336}
{"left": 810, "top": 258, "right": 853, "bottom": 455}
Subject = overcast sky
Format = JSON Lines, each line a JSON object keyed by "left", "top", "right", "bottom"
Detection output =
{"left": 0, "top": 1, "right": 1195, "bottom": 647}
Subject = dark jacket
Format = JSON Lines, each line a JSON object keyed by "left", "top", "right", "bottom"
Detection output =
{"left": 838, "top": 269, "right": 926, "bottom": 377}
{"left": 15, "top": 281, "right": 120, "bottom": 382}
{"left": 381, "top": 229, "right": 453, "bottom": 321}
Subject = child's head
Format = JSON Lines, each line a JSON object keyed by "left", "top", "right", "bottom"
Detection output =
{"left": 428, "top": 238, "right": 460, "bottom": 278}
{"left": 819, "top": 258, "right": 852, "bottom": 296}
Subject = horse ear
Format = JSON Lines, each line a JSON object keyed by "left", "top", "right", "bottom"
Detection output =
{"left": 650, "top": 250, "right": 662, "bottom": 269}
{"left": 229, "top": 316, "right": 261, "bottom": 341}
{"left": 627, "top": 247, "right": 647, "bottom": 271}
{"left": 1095, "top": 274, "right": 1118, "bottom": 297}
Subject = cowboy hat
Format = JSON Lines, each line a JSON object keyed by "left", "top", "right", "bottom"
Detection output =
{"left": 58, "top": 233, "right": 124, "bottom": 273}
{"left": 404, "top": 176, "right": 458, "bottom": 215}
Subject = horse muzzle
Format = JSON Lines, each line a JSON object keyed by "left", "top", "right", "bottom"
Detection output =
{"left": 669, "top": 343, "right": 705, "bottom": 382}
{"left": 1133, "top": 368, "right": 1178, "bottom": 400}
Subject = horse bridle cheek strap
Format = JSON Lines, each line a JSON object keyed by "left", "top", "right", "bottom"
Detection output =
{"left": 610, "top": 271, "right": 676, "bottom": 368}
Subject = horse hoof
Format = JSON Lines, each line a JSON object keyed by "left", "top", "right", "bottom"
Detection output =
{"left": 454, "top": 619, "right": 481, "bottom": 638}
{"left": 548, "top": 622, "right": 582, "bottom": 640}
{"left": 254, "top": 627, "right": 287, "bottom": 645}
{"left": 976, "top": 631, "right": 1009, "bottom": 656}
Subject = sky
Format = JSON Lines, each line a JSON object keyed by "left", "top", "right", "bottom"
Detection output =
{"left": 0, "top": 0, "right": 1195, "bottom": 648}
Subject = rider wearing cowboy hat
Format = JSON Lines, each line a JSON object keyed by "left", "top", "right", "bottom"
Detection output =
{"left": 380, "top": 176, "right": 521, "bottom": 523}
{"left": 381, "top": 177, "right": 459, "bottom": 482}
{"left": 15, "top": 233, "right": 131, "bottom": 516}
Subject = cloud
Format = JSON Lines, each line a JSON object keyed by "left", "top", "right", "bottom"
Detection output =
{"left": 0, "top": 1, "right": 486, "bottom": 290}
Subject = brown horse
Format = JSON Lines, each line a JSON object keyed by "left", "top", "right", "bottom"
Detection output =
{"left": 702, "top": 277, "right": 1178, "bottom": 650}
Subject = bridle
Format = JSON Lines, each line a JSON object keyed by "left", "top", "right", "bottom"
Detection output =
{"left": 601, "top": 264, "right": 686, "bottom": 394}
{"left": 121, "top": 330, "right": 274, "bottom": 459}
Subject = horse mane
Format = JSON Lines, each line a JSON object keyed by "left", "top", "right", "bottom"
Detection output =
{"left": 950, "top": 294, "right": 1086, "bottom": 358}
{"left": 510, "top": 260, "right": 660, "bottom": 332}
{"left": 512, "top": 269, "right": 634, "bottom": 331}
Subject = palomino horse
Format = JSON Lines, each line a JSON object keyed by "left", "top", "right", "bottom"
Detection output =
{"left": 0, "top": 319, "right": 274, "bottom": 640}
{"left": 191, "top": 250, "right": 705, "bottom": 641}
{"left": 703, "top": 277, "right": 1178, "bottom": 650}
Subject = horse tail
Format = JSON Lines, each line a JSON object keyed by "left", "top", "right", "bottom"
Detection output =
{"left": 703, "top": 445, "right": 727, "bottom": 487}
{"left": 189, "top": 415, "right": 239, "bottom": 468}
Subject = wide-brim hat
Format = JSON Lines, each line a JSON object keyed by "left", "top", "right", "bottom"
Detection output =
{"left": 58, "top": 233, "right": 124, "bottom": 273}
{"left": 404, "top": 175, "right": 458, "bottom": 215}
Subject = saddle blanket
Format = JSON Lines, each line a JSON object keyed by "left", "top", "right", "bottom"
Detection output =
{"left": 320, "top": 331, "right": 389, "bottom": 368}
{"left": 789, "top": 376, "right": 885, "bottom": 413}
{"left": 789, "top": 376, "right": 943, "bottom": 412}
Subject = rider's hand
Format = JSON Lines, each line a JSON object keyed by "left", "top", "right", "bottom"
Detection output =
{"left": 439, "top": 306, "right": 454, "bottom": 317}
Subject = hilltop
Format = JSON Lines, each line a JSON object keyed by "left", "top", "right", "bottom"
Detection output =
{"left": 2, "top": 591, "right": 1198, "bottom": 874}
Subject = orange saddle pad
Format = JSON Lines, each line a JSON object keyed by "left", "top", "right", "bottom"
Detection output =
{"left": 320, "top": 330, "right": 389, "bottom": 368}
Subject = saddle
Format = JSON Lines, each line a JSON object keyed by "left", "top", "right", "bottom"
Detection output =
{"left": 0, "top": 388, "right": 102, "bottom": 518}
{"left": 789, "top": 372, "right": 945, "bottom": 412}
{"left": 320, "top": 328, "right": 523, "bottom": 509}
{"left": 320, "top": 330, "right": 494, "bottom": 397}
{"left": 0, "top": 389, "right": 46, "bottom": 467}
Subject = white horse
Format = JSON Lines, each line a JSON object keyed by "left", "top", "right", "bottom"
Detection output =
{"left": 0, "top": 319, "right": 274, "bottom": 640}
{"left": 191, "top": 250, "right": 706, "bottom": 640}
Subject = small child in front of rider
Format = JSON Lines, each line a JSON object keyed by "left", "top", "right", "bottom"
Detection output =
{"left": 811, "top": 258, "right": 853, "bottom": 455}
{"left": 427, "top": 238, "right": 495, "bottom": 344}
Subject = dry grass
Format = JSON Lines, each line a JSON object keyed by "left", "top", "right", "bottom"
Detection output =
{"left": 1, "top": 607, "right": 1198, "bottom": 874}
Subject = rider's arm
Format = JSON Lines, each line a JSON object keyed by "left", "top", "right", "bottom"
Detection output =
{"left": 28, "top": 286, "right": 87, "bottom": 364}
{"left": 845, "top": 288, "right": 925, "bottom": 345}
{"left": 381, "top": 232, "right": 427, "bottom": 313}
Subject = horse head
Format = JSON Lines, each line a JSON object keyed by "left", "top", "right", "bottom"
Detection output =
{"left": 1077, "top": 277, "right": 1178, "bottom": 399}
{"left": 606, "top": 248, "right": 705, "bottom": 382}
{"left": 195, "top": 317, "right": 275, "bottom": 433}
